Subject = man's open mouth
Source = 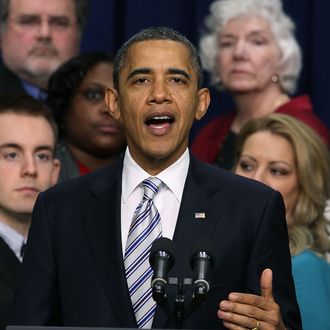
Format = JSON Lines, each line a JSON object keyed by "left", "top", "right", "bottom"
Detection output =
{"left": 145, "top": 115, "right": 175, "bottom": 126}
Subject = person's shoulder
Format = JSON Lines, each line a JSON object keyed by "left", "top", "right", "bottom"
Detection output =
{"left": 292, "top": 250, "right": 330, "bottom": 274}
{"left": 43, "top": 160, "right": 122, "bottom": 200}
{"left": 190, "top": 155, "right": 276, "bottom": 197}
{"left": 292, "top": 250, "right": 330, "bottom": 294}
{"left": 0, "top": 58, "right": 22, "bottom": 89}
{"left": 194, "top": 111, "right": 236, "bottom": 137}
{"left": 191, "top": 112, "right": 237, "bottom": 162}
{"left": 277, "top": 94, "right": 330, "bottom": 146}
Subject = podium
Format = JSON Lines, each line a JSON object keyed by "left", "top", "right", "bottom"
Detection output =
{"left": 6, "top": 325, "right": 204, "bottom": 330}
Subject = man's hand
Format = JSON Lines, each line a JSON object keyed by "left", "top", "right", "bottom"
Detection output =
{"left": 217, "top": 268, "right": 286, "bottom": 329}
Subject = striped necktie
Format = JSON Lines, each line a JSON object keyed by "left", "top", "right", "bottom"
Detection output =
{"left": 124, "top": 177, "right": 163, "bottom": 328}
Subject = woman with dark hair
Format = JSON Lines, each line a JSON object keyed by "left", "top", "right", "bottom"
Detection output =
{"left": 47, "top": 51, "right": 126, "bottom": 182}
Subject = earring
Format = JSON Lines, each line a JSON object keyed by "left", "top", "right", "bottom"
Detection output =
{"left": 271, "top": 74, "right": 279, "bottom": 83}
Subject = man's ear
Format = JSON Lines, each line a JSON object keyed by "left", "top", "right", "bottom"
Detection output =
{"left": 195, "top": 88, "right": 210, "bottom": 121}
{"left": 51, "top": 159, "right": 61, "bottom": 186}
{"left": 105, "top": 87, "right": 121, "bottom": 120}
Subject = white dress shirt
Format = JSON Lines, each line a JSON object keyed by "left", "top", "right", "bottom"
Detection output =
{"left": 121, "top": 147, "right": 190, "bottom": 254}
{"left": 0, "top": 221, "right": 26, "bottom": 262}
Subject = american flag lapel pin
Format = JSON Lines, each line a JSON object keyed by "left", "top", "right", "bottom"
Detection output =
{"left": 195, "top": 212, "right": 206, "bottom": 220}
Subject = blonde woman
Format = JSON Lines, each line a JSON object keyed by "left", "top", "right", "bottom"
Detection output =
{"left": 234, "top": 113, "right": 330, "bottom": 329}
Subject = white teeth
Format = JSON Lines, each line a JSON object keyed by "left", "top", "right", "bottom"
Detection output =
{"left": 152, "top": 115, "right": 170, "bottom": 120}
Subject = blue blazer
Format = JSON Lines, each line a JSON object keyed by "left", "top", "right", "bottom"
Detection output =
{"left": 11, "top": 155, "right": 302, "bottom": 329}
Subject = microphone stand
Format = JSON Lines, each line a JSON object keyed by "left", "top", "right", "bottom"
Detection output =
{"left": 184, "top": 282, "right": 208, "bottom": 320}
{"left": 151, "top": 281, "right": 172, "bottom": 322}
{"left": 172, "top": 278, "right": 185, "bottom": 329}
{"left": 150, "top": 238, "right": 214, "bottom": 329}
{"left": 153, "top": 276, "right": 194, "bottom": 329}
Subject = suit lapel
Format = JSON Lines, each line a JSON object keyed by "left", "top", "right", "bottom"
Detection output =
{"left": 83, "top": 163, "right": 136, "bottom": 327}
{"left": 174, "top": 164, "right": 224, "bottom": 242}
{"left": 153, "top": 156, "right": 224, "bottom": 328}
{"left": 0, "top": 237, "right": 21, "bottom": 289}
{"left": 174, "top": 156, "right": 224, "bottom": 265}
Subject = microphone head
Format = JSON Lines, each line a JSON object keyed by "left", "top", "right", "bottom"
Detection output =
{"left": 189, "top": 239, "right": 216, "bottom": 268}
{"left": 150, "top": 237, "right": 174, "bottom": 256}
{"left": 149, "top": 237, "right": 175, "bottom": 268}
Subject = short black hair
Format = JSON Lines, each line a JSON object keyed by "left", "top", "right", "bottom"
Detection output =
{"left": 113, "top": 26, "right": 203, "bottom": 90}
{"left": 0, "top": 93, "right": 58, "bottom": 142}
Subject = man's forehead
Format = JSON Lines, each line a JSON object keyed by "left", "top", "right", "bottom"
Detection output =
{"left": 0, "top": 113, "right": 54, "bottom": 137}
{"left": 9, "top": 0, "right": 75, "bottom": 16}
{"left": 128, "top": 39, "right": 190, "bottom": 56}
{"left": 124, "top": 40, "right": 193, "bottom": 72}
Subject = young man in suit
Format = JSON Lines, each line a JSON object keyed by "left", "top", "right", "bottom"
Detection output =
{"left": 0, "top": 0, "right": 89, "bottom": 99}
{"left": 0, "top": 94, "right": 60, "bottom": 330}
{"left": 11, "top": 27, "right": 302, "bottom": 329}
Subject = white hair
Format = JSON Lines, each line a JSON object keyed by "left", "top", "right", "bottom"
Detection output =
{"left": 200, "top": 0, "right": 302, "bottom": 94}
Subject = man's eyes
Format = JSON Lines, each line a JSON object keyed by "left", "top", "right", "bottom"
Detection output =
{"left": 36, "top": 153, "right": 52, "bottom": 161}
{"left": 17, "top": 16, "right": 70, "bottom": 28}
{"left": 2, "top": 152, "right": 52, "bottom": 162}
{"left": 18, "top": 17, "right": 39, "bottom": 26}
{"left": 49, "top": 17, "right": 70, "bottom": 27}
{"left": 4, "top": 152, "right": 19, "bottom": 160}
{"left": 134, "top": 77, "right": 150, "bottom": 84}
{"left": 169, "top": 77, "right": 186, "bottom": 84}
{"left": 132, "top": 77, "right": 187, "bottom": 85}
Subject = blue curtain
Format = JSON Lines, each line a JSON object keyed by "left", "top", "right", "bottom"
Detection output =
{"left": 81, "top": 0, "right": 330, "bottom": 138}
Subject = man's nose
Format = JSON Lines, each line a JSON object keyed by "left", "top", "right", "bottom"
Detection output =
{"left": 37, "top": 19, "right": 51, "bottom": 38}
{"left": 21, "top": 156, "right": 37, "bottom": 177}
{"left": 147, "top": 80, "right": 172, "bottom": 104}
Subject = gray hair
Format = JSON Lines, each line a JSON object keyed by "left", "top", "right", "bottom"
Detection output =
{"left": 0, "top": 0, "right": 89, "bottom": 32}
{"left": 200, "top": 0, "right": 302, "bottom": 94}
{"left": 113, "top": 26, "right": 204, "bottom": 90}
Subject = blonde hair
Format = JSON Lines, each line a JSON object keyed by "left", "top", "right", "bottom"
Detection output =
{"left": 234, "top": 114, "right": 330, "bottom": 257}
{"left": 200, "top": 0, "right": 301, "bottom": 94}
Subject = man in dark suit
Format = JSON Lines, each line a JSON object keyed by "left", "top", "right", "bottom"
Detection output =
{"left": 11, "top": 27, "right": 302, "bottom": 329}
{"left": 0, "top": 94, "right": 60, "bottom": 330}
{"left": 0, "top": 236, "right": 21, "bottom": 330}
{"left": 0, "top": 0, "right": 89, "bottom": 99}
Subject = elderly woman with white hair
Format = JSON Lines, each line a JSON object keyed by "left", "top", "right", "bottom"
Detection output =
{"left": 192, "top": 0, "right": 329, "bottom": 170}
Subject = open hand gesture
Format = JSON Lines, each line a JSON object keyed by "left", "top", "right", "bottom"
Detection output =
{"left": 217, "top": 268, "right": 286, "bottom": 330}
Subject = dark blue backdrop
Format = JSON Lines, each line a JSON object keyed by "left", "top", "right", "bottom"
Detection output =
{"left": 80, "top": 0, "right": 330, "bottom": 139}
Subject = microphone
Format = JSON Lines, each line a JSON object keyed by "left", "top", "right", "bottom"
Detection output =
{"left": 149, "top": 237, "right": 175, "bottom": 303}
{"left": 190, "top": 240, "right": 215, "bottom": 301}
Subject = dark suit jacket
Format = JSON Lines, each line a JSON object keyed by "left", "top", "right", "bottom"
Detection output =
{"left": 11, "top": 156, "right": 302, "bottom": 329}
{"left": 0, "top": 237, "right": 21, "bottom": 330}
{"left": 0, "top": 60, "right": 26, "bottom": 94}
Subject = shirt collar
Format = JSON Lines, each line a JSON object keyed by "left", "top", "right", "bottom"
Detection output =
{"left": 0, "top": 221, "right": 26, "bottom": 260}
{"left": 122, "top": 147, "right": 190, "bottom": 203}
{"left": 21, "top": 80, "right": 47, "bottom": 100}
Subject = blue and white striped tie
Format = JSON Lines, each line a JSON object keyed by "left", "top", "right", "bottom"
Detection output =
{"left": 124, "top": 177, "right": 163, "bottom": 328}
